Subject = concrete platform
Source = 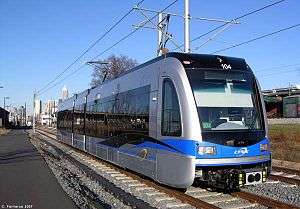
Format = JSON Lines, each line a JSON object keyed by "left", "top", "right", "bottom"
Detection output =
{"left": 0, "top": 130, "right": 77, "bottom": 209}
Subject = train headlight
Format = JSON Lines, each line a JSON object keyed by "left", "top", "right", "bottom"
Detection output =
{"left": 198, "top": 146, "right": 216, "bottom": 155}
{"left": 260, "top": 143, "right": 269, "bottom": 151}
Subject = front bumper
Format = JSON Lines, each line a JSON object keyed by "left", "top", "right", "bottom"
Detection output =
{"left": 195, "top": 155, "right": 271, "bottom": 166}
{"left": 195, "top": 160, "right": 271, "bottom": 190}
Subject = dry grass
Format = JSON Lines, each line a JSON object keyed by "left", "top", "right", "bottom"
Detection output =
{"left": 269, "top": 124, "right": 300, "bottom": 162}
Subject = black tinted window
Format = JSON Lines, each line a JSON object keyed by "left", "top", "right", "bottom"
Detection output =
{"left": 85, "top": 85, "right": 150, "bottom": 139}
{"left": 161, "top": 79, "right": 181, "bottom": 136}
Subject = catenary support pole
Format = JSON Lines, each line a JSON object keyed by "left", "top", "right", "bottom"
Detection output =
{"left": 158, "top": 13, "right": 163, "bottom": 56}
{"left": 184, "top": 0, "right": 190, "bottom": 53}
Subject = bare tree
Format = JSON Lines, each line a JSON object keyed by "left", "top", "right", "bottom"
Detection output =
{"left": 90, "top": 54, "right": 138, "bottom": 86}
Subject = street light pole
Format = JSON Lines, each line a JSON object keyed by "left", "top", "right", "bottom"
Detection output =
{"left": 33, "top": 91, "right": 36, "bottom": 133}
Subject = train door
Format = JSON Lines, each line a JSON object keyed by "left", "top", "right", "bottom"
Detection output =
{"left": 157, "top": 73, "right": 167, "bottom": 139}
{"left": 156, "top": 72, "right": 185, "bottom": 184}
{"left": 149, "top": 82, "right": 159, "bottom": 139}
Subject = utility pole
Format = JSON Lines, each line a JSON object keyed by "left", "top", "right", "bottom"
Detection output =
{"left": 33, "top": 91, "right": 36, "bottom": 133}
{"left": 25, "top": 102, "right": 27, "bottom": 126}
{"left": 184, "top": 0, "right": 190, "bottom": 53}
{"left": 3, "top": 97, "right": 9, "bottom": 128}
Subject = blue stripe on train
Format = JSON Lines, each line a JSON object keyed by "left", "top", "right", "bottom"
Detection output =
{"left": 134, "top": 139, "right": 197, "bottom": 156}
{"left": 134, "top": 137, "right": 270, "bottom": 159}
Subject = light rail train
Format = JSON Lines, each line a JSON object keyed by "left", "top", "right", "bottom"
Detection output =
{"left": 57, "top": 52, "right": 271, "bottom": 190}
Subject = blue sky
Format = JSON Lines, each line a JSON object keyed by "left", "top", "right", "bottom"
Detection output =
{"left": 0, "top": 0, "right": 299, "bottom": 113}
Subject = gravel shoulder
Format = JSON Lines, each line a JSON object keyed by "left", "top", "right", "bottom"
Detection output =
{"left": 29, "top": 132, "right": 132, "bottom": 209}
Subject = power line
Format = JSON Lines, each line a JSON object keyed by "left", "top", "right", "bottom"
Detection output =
{"left": 37, "top": 0, "right": 145, "bottom": 94}
{"left": 212, "top": 23, "right": 300, "bottom": 54}
{"left": 38, "top": 65, "right": 86, "bottom": 96}
{"left": 173, "top": 0, "right": 286, "bottom": 51}
{"left": 37, "top": 0, "right": 179, "bottom": 96}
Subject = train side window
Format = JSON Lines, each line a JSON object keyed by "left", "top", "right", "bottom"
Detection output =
{"left": 161, "top": 78, "right": 182, "bottom": 136}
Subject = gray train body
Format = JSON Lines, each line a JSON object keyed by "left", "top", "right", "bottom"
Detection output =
{"left": 57, "top": 53, "right": 271, "bottom": 189}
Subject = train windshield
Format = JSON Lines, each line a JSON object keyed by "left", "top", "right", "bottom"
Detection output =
{"left": 186, "top": 69, "right": 263, "bottom": 131}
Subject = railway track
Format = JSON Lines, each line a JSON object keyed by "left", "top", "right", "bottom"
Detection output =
{"left": 270, "top": 167, "right": 300, "bottom": 186}
{"left": 33, "top": 127, "right": 299, "bottom": 209}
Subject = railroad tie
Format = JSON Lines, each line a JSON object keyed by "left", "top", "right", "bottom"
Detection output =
{"left": 208, "top": 197, "right": 238, "bottom": 204}
{"left": 185, "top": 187, "right": 206, "bottom": 194}
{"left": 165, "top": 202, "right": 190, "bottom": 208}
{"left": 121, "top": 179, "right": 139, "bottom": 183}
{"left": 154, "top": 197, "right": 175, "bottom": 202}
{"left": 104, "top": 170, "right": 119, "bottom": 174}
{"left": 145, "top": 191, "right": 165, "bottom": 197}
{"left": 135, "top": 187, "right": 156, "bottom": 192}
{"left": 266, "top": 180, "right": 280, "bottom": 184}
{"left": 127, "top": 183, "right": 146, "bottom": 188}
{"left": 229, "top": 203, "right": 258, "bottom": 209}
{"left": 110, "top": 173, "right": 126, "bottom": 177}
{"left": 193, "top": 192, "right": 222, "bottom": 198}
{"left": 284, "top": 174, "right": 297, "bottom": 178}
{"left": 114, "top": 176, "right": 132, "bottom": 181}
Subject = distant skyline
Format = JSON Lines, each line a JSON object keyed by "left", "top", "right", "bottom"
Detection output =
{"left": 0, "top": 0, "right": 299, "bottom": 113}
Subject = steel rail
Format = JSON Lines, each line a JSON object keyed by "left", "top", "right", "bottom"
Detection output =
{"left": 270, "top": 166, "right": 300, "bottom": 186}
{"left": 35, "top": 128, "right": 221, "bottom": 209}
{"left": 270, "top": 174, "right": 300, "bottom": 185}
{"left": 272, "top": 166, "right": 300, "bottom": 176}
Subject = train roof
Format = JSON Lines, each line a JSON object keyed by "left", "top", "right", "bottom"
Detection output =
{"left": 108, "top": 52, "right": 249, "bottom": 82}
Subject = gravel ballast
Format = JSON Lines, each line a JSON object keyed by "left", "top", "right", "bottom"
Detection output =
{"left": 243, "top": 180, "right": 300, "bottom": 207}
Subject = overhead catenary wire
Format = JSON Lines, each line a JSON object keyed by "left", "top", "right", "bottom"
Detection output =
{"left": 211, "top": 23, "right": 300, "bottom": 54}
{"left": 37, "top": 0, "right": 145, "bottom": 95}
{"left": 37, "top": 0, "right": 179, "bottom": 96}
{"left": 173, "top": 0, "right": 287, "bottom": 51}
{"left": 90, "top": 0, "right": 179, "bottom": 61}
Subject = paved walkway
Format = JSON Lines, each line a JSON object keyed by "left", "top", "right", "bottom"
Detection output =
{"left": 0, "top": 130, "right": 77, "bottom": 209}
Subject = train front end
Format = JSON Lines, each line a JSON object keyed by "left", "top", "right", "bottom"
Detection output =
{"left": 182, "top": 54, "right": 271, "bottom": 190}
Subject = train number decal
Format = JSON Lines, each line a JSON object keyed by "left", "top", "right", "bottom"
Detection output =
{"left": 221, "top": 63, "right": 232, "bottom": 70}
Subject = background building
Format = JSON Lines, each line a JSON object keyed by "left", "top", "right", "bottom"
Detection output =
{"left": 263, "top": 85, "right": 300, "bottom": 118}
{"left": 61, "top": 85, "right": 69, "bottom": 100}
{"left": 41, "top": 100, "right": 57, "bottom": 126}
{"left": 34, "top": 99, "right": 42, "bottom": 122}
{"left": 0, "top": 107, "right": 9, "bottom": 128}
